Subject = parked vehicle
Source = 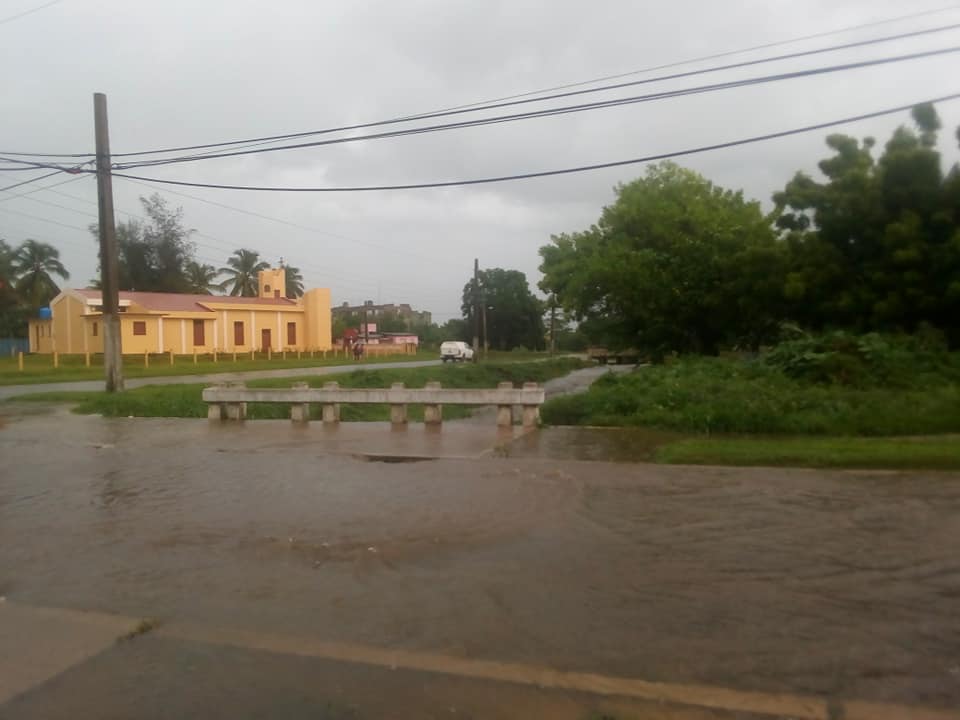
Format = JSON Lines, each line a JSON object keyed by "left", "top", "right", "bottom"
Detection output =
{"left": 440, "top": 341, "right": 474, "bottom": 362}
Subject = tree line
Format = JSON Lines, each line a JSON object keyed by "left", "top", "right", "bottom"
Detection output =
{"left": 0, "top": 193, "right": 308, "bottom": 338}
{"left": 539, "top": 103, "right": 960, "bottom": 355}
{"left": 94, "top": 194, "right": 305, "bottom": 298}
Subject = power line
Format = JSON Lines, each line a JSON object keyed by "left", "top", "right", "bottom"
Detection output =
{"left": 0, "top": 205, "right": 90, "bottom": 232}
{"left": 116, "top": 176, "right": 466, "bottom": 271}
{"left": 108, "top": 22, "right": 960, "bottom": 164}
{"left": 18, "top": 177, "right": 459, "bottom": 297}
{"left": 113, "top": 45, "right": 960, "bottom": 171}
{"left": 393, "top": 3, "right": 960, "bottom": 119}
{"left": 0, "top": 174, "right": 89, "bottom": 204}
{"left": 0, "top": 0, "right": 64, "bottom": 26}
{"left": 2, "top": 8, "right": 957, "bottom": 162}
{"left": 0, "top": 169, "right": 64, "bottom": 193}
{"left": 110, "top": 91, "right": 960, "bottom": 193}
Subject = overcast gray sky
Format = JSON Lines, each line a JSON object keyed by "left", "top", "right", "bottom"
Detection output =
{"left": 2, "top": 0, "right": 959, "bottom": 322}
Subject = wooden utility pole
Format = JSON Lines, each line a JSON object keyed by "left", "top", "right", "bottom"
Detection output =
{"left": 94, "top": 92, "right": 124, "bottom": 392}
{"left": 481, "top": 288, "right": 488, "bottom": 360}
{"left": 472, "top": 258, "right": 480, "bottom": 363}
{"left": 549, "top": 299, "right": 557, "bottom": 355}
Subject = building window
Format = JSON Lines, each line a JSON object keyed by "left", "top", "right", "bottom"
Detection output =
{"left": 264, "top": 284, "right": 271, "bottom": 294}
{"left": 287, "top": 322, "right": 296, "bottom": 345}
{"left": 92, "top": 322, "right": 98, "bottom": 337}
{"left": 193, "top": 319, "right": 205, "bottom": 346}
{"left": 234, "top": 321, "right": 244, "bottom": 346}
{"left": 133, "top": 321, "right": 146, "bottom": 336}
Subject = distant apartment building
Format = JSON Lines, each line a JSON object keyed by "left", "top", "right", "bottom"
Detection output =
{"left": 332, "top": 300, "right": 431, "bottom": 327}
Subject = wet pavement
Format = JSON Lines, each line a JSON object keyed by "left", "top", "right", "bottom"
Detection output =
{"left": 2, "top": 398, "right": 960, "bottom": 718}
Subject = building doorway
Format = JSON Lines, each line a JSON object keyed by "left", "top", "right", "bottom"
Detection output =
{"left": 260, "top": 328, "right": 271, "bottom": 352}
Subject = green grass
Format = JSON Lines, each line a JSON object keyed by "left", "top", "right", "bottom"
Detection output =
{"left": 541, "top": 356, "right": 960, "bottom": 436}
{"left": 0, "top": 350, "right": 434, "bottom": 386}
{"left": 655, "top": 435, "right": 960, "bottom": 470}
{"left": 10, "top": 358, "right": 589, "bottom": 422}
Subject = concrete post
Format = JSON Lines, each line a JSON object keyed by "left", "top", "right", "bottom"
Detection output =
{"left": 424, "top": 381, "right": 442, "bottom": 424}
{"left": 17, "top": 351, "right": 23, "bottom": 371}
{"left": 225, "top": 403, "right": 245, "bottom": 421}
{"left": 169, "top": 350, "right": 174, "bottom": 365}
{"left": 144, "top": 351, "right": 149, "bottom": 368}
{"left": 85, "top": 352, "right": 91, "bottom": 367}
{"left": 290, "top": 382, "right": 310, "bottom": 423}
{"left": 522, "top": 382, "right": 540, "bottom": 428}
{"left": 207, "top": 403, "right": 225, "bottom": 421}
{"left": 321, "top": 381, "right": 340, "bottom": 423}
{"left": 496, "top": 382, "right": 513, "bottom": 427}
{"left": 53, "top": 351, "right": 59, "bottom": 368}
{"left": 390, "top": 382, "right": 407, "bottom": 424}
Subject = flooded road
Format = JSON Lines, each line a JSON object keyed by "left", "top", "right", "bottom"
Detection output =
{"left": 2, "top": 407, "right": 960, "bottom": 717}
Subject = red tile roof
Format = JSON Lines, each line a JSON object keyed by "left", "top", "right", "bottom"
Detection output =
{"left": 75, "top": 289, "right": 297, "bottom": 313}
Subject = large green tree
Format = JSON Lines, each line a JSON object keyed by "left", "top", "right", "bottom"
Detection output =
{"left": 12, "top": 239, "right": 69, "bottom": 310}
{"left": 540, "top": 162, "right": 784, "bottom": 355}
{"left": 90, "top": 193, "right": 197, "bottom": 292}
{"left": 220, "top": 249, "right": 269, "bottom": 297}
{"left": 461, "top": 268, "right": 545, "bottom": 350}
{"left": 774, "top": 103, "right": 960, "bottom": 342}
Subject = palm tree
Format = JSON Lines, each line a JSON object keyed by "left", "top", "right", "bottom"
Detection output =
{"left": 185, "top": 261, "right": 221, "bottom": 294}
{"left": 219, "top": 249, "right": 268, "bottom": 297}
{"left": 284, "top": 263, "right": 304, "bottom": 298}
{"left": 12, "top": 239, "right": 69, "bottom": 309}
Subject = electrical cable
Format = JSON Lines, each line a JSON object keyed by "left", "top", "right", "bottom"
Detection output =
{"left": 0, "top": 169, "right": 65, "bottom": 193}
{"left": 113, "top": 46, "right": 960, "bottom": 171}
{"left": 108, "top": 22, "right": 960, "bottom": 163}
{"left": 109, "top": 91, "right": 960, "bottom": 193}
{"left": 0, "top": 0, "right": 64, "bottom": 26}
{"left": 392, "top": 3, "right": 960, "bottom": 119}
{"left": 3, "top": 8, "right": 958, "bottom": 161}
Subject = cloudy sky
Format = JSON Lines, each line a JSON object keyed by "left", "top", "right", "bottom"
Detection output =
{"left": 2, "top": 0, "right": 959, "bottom": 322}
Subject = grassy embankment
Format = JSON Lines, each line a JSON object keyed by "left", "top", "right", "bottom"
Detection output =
{"left": 0, "top": 349, "right": 552, "bottom": 386}
{"left": 10, "top": 358, "right": 587, "bottom": 422}
{"left": 541, "top": 342, "right": 960, "bottom": 469}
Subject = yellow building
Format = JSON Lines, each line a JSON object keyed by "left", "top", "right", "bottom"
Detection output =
{"left": 28, "top": 269, "right": 332, "bottom": 355}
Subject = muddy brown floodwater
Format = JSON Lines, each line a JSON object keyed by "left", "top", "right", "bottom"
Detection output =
{"left": 1, "top": 404, "right": 960, "bottom": 717}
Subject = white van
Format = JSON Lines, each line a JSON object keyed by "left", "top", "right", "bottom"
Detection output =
{"left": 440, "top": 341, "right": 474, "bottom": 362}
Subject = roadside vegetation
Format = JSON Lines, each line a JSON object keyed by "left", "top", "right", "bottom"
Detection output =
{"left": 655, "top": 436, "right": 960, "bottom": 470}
{"left": 543, "top": 333, "right": 960, "bottom": 435}
{"left": 10, "top": 358, "right": 588, "bottom": 422}
{"left": 542, "top": 333, "right": 960, "bottom": 469}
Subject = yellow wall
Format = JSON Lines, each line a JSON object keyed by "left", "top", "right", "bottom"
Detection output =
{"left": 120, "top": 315, "right": 160, "bottom": 355}
{"left": 303, "top": 288, "right": 332, "bottom": 350}
{"left": 28, "top": 320, "right": 54, "bottom": 353}
{"left": 48, "top": 294, "right": 86, "bottom": 353}
{"left": 32, "top": 290, "right": 332, "bottom": 354}
{"left": 258, "top": 268, "right": 286, "bottom": 300}
{"left": 204, "top": 305, "right": 310, "bottom": 352}
{"left": 83, "top": 316, "right": 104, "bottom": 354}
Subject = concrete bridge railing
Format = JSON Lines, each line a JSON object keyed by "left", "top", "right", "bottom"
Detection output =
{"left": 202, "top": 381, "right": 545, "bottom": 427}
